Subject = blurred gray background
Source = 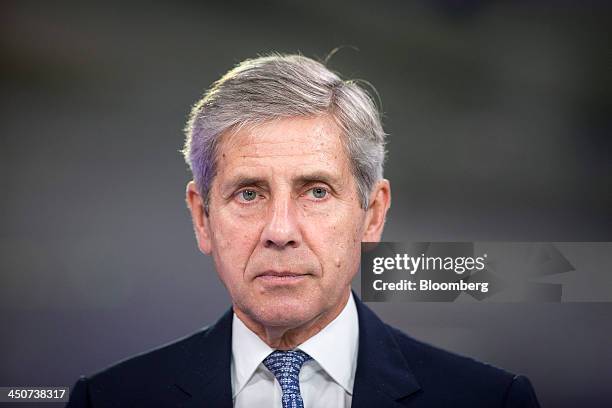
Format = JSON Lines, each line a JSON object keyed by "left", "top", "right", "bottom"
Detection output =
{"left": 1, "top": 1, "right": 611, "bottom": 407}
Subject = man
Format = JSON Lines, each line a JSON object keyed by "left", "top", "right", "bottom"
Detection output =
{"left": 66, "top": 54, "right": 540, "bottom": 407}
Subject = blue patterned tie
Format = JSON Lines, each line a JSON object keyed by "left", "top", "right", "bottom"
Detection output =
{"left": 263, "top": 350, "right": 312, "bottom": 408}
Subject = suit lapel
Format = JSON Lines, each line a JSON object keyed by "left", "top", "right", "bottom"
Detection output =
{"left": 351, "top": 293, "right": 421, "bottom": 407}
{"left": 173, "top": 308, "right": 234, "bottom": 408}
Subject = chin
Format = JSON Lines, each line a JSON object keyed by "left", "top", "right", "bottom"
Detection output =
{"left": 248, "top": 294, "right": 320, "bottom": 328}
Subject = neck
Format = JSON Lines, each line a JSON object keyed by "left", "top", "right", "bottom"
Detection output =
{"left": 234, "top": 290, "right": 351, "bottom": 350}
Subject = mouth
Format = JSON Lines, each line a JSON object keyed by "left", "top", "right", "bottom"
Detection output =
{"left": 255, "top": 271, "right": 310, "bottom": 284}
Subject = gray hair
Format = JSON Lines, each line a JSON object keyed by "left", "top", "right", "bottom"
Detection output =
{"left": 182, "top": 53, "right": 386, "bottom": 213}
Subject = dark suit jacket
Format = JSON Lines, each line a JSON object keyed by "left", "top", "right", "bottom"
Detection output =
{"left": 66, "top": 294, "right": 540, "bottom": 407}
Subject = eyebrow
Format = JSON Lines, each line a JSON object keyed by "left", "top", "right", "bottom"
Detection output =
{"left": 293, "top": 171, "right": 342, "bottom": 190}
{"left": 220, "top": 175, "right": 267, "bottom": 195}
{"left": 221, "top": 170, "right": 343, "bottom": 195}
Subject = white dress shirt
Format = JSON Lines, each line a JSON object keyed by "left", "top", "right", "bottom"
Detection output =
{"left": 231, "top": 292, "right": 359, "bottom": 408}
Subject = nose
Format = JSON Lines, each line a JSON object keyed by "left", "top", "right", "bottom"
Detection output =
{"left": 260, "top": 193, "right": 301, "bottom": 249}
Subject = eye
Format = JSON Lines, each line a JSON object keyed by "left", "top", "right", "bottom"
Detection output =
{"left": 238, "top": 189, "right": 258, "bottom": 202}
{"left": 308, "top": 187, "right": 328, "bottom": 200}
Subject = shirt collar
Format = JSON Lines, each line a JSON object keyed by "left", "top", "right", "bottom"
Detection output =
{"left": 298, "top": 291, "right": 359, "bottom": 394}
{"left": 231, "top": 311, "right": 275, "bottom": 398}
{"left": 230, "top": 291, "right": 359, "bottom": 397}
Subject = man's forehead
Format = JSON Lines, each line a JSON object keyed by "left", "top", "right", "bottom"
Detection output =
{"left": 212, "top": 116, "right": 354, "bottom": 189}
{"left": 218, "top": 115, "right": 345, "bottom": 157}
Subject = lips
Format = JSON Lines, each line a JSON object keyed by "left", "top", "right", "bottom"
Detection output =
{"left": 254, "top": 270, "right": 310, "bottom": 285}
{"left": 256, "top": 271, "right": 306, "bottom": 278}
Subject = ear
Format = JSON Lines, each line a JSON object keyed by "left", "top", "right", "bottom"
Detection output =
{"left": 185, "top": 181, "right": 213, "bottom": 254}
{"left": 361, "top": 179, "right": 391, "bottom": 242}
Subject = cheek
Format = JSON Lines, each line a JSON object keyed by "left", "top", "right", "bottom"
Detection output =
{"left": 325, "top": 205, "right": 365, "bottom": 244}
{"left": 210, "top": 212, "right": 262, "bottom": 274}
{"left": 304, "top": 206, "right": 364, "bottom": 275}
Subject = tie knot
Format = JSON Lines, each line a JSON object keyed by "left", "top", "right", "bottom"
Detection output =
{"left": 262, "top": 350, "right": 312, "bottom": 397}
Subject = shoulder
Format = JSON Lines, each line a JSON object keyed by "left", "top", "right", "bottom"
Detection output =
{"left": 94, "top": 326, "right": 210, "bottom": 382}
{"left": 66, "top": 308, "right": 235, "bottom": 407}
{"left": 386, "top": 323, "right": 513, "bottom": 381}
{"left": 66, "top": 327, "right": 210, "bottom": 407}
{"left": 384, "top": 323, "right": 539, "bottom": 407}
